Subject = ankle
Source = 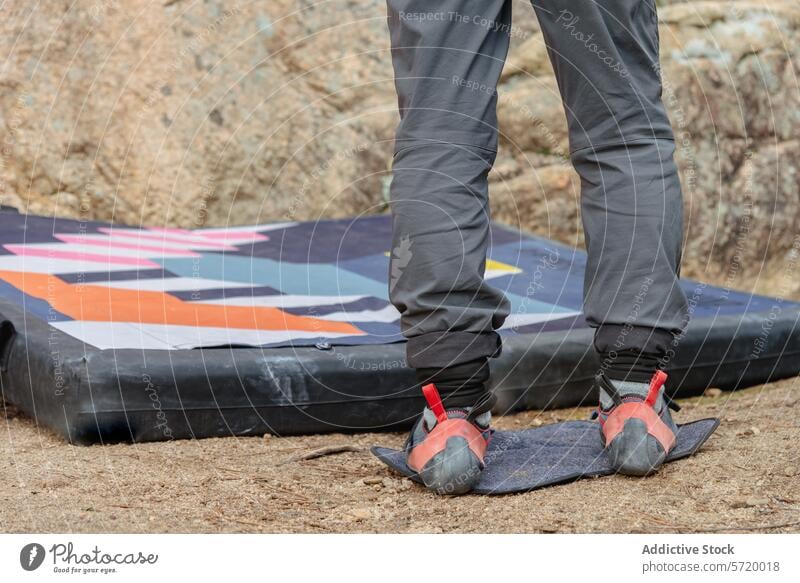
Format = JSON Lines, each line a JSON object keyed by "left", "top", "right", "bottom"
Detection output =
{"left": 602, "top": 349, "right": 661, "bottom": 383}
{"left": 416, "top": 357, "right": 492, "bottom": 411}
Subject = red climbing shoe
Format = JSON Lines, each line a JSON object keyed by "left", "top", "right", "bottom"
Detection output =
{"left": 595, "top": 370, "right": 680, "bottom": 476}
{"left": 405, "top": 383, "right": 492, "bottom": 495}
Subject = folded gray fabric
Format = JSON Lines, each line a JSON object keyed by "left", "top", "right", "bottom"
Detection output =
{"left": 372, "top": 418, "right": 719, "bottom": 495}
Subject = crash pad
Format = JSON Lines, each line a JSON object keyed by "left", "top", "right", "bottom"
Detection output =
{"left": 0, "top": 206, "right": 794, "bottom": 444}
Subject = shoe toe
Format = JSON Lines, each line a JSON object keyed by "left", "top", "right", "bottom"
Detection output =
{"left": 607, "top": 418, "right": 667, "bottom": 476}
{"left": 419, "top": 436, "right": 483, "bottom": 495}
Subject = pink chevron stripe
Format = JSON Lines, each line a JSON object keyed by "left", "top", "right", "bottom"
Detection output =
{"left": 146, "top": 227, "right": 193, "bottom": 235}
{"left": 97, "top": 227, "right": 236, "bottom": 250}
{"left": 5, "top": 246, "right": 160, "bottom": 267}
{"left": 199, "top": 231, "right": 269, "bottom": 242}
{"left": 55, "top": 234, "right": 200, "bottom": 256}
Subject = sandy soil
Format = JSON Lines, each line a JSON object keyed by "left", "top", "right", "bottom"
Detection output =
{"left": 2, "top": 377, "right": 799, "bottom": 534}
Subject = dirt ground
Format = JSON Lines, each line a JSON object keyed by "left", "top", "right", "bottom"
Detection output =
{"left": 2, "top": 377, "right": 799, "bottom": 534}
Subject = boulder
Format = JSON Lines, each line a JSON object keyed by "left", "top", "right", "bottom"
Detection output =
{"left": 0, "top": 0, "right": 796, "bottom": 295}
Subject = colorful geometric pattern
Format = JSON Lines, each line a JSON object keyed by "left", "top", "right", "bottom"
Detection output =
{"left": 0, "top": 212, "right": 779, "bottom": 350}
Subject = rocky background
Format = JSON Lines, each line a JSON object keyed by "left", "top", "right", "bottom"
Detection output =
{"left": 0, "top": 0, "right": 798, "bottom": 296}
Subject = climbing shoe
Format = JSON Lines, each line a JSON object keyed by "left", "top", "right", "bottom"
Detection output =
{"left": 594, "top": 370, "right": 680, "bottom": 476}
{"left": 405, "top": 383, "right": 492, "bottom": 495}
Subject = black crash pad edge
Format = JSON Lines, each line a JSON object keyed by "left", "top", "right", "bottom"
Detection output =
{"left": 0, "top": 288, "right": 797, "bottom": 444}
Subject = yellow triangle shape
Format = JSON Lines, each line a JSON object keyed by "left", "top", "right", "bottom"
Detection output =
{"left": 486, "top": 258, "right": 522, "bottom": 274}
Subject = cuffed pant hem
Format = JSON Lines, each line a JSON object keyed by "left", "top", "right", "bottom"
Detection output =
{"left": 593, "top": 324, "right": 677, "bottom": 357}
{"left": 406, "top": 330, "right": 502, "bottom": 369}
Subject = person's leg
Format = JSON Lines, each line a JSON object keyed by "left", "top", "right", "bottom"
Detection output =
{"left": 530, "top": 0, "right": 688, "bottom": 473}
{"left": 387, "top": 0, "right": 512, "bottom": 494}
{"left": 387, "top": 0, "right": 512, "bottom": 412}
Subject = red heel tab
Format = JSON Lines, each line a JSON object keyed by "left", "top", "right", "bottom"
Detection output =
{"left": 645, "top": 370, "right": 668, "bottom": 407}
{"left": 421, "top": 383, "right": 448, "bottom": 423}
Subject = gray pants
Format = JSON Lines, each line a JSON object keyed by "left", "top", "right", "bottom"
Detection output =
{"left": 387, "top": 0, "right": 689, "bottom": 373}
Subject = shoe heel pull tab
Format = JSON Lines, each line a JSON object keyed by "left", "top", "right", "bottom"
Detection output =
{"left": 421, "top": 383, "right": 448, "bottom": 423}
{"left": 645, "top": 370, "right": 668, "bottom": 407}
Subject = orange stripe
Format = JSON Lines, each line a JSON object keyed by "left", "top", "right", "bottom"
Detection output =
{"left": 0, "top": 271, "right": 363, "bottom": 335}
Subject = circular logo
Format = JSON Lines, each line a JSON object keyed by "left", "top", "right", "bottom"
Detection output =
{"left": 19, "top": 543, "right": 46, "bottom": 571}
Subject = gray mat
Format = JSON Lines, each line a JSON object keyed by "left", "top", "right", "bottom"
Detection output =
{"left": 372, "top": 418, "right": 719, "bottom": 495}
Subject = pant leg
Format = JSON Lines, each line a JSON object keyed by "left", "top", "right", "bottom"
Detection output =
{"left": 530, "top": 0, "right": 689, "bottom": 362}
{"left": 387, "top": 0, "right": 512, "bottom": 382}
